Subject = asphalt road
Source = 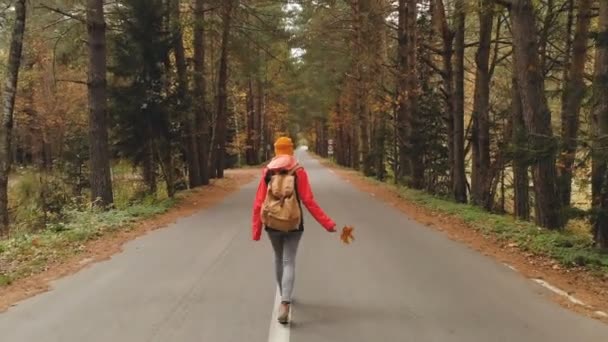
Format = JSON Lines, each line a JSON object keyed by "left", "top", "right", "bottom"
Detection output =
{"left": 1, "top": 151, "right": 607, "bottom": 342}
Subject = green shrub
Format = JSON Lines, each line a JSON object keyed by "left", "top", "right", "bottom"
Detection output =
{"left": 10, "top": 171, "right": 72, "bottom": 232}
{"left": 0, "top": 274, "right": 12, "bottom": 286}
{"left": 0, "top": 195, "right": 177, "bottom": 287}
{"left": 388, "top": 182, "right": 608, "bottom": 275}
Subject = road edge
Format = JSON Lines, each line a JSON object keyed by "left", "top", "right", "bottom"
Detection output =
{"left": 0, "top": 169, "right": 258, "bottom": 313}
{"left": 313, "top": 155, "right": 608, "bottom": 324}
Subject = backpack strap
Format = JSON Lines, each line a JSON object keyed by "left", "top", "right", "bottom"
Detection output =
{"left": 288, "top": 164, "right": 303, "bottom": 175}
{"left": 264, "top": 168, "right": 273, "bottom": 185}
{"left": 264, "top": 164, "right": 302, "bottom": 184}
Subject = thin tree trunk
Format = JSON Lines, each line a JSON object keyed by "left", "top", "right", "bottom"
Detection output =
{"left": 591, "top": 1, "right": 608, "bottom": 248}
{"left": 262, "top": 91, "right": 271, "bottom": 161}
{"left": 86, "top": 0, "right": 114, "bottom": 207}
{"left": 471, "top": 0, "right": 494, "bottom": 208}
{"left": 539, "top": 0, "right": 554, "bottom": 74}
{"left": 155, "top": 140, "right": 175, "bottom": 198}
{"left": 194, "top": 0, "right": 210, "bottom": 185}
{"left": 510, "top": 0, "right": 562, "bottom": 229}
{"left": 350, "top": 109, "right": 360, "bottom": 169}
{"left": 254, "top": 77, "right": 263, "bottom": 163}
{"left": 0, "top": 0, "right": 27, "bottom": 235}
{"left": 336, "top": 101, "right": 347, "bottom": 166}
{"left": 558, "top": 0, "right": 592, "bottom": 207}
{"left": 210, "top": 0, "right": 235, "bottom": 179}
{"left": 142, "top": 147, "right": 157, "bottom": 194}
{"left": 246, "top": 79, "right": 256, "bottom": 165}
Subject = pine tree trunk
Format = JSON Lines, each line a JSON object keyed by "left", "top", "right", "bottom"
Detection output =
{"left": 194, "top": 0, "right": 210, "bottom": 185}
{"left": 354, "top": 0, "right": 372, "bottom": 176}
{"left": 373, "top": 9, "right": 388, "bottom": 181}
{"left": 432, "top": 0, "right": 455, "bottom": 193}
{"left": 172, "top": 0, "right": 201, "bottom": 188}
{"left": 210, "top": 0, "right": 235, "bottom": 179}
{"left": 512, "top": 73, "right": 530, "bottom": 220}
{"left": 397, "top": 0, "right": 411, "bottom": 183}
{"left": 86, "top": 0, "right": 114, "bottom": 207}
{"left": 453, "top": 0, "right": 467, "bottom": 203}
{"left": 539, "top": 0, "right": 554, "bottom": 74}
{"left": 510, "top": 0, "right": 563, "bottom": 229}
{"left": 558, "top": 0, "right": 592, "bottom": 207}
{"left": 374, "top": 111, "right": 387, "bottom": 181}
{"left": 358, "top": 94, "right": 371, "bottom": 175}
{"left": 471, "top": 0, "right": 494, "bottom": 208}
{"left": 591, "top": 1, "right": 608, "bottom": 248}
{"left": 0, "top": 0, "right": 27, "bottom": 235}
{"left": 407, "top": 0, "right": 424, "bottom": 189}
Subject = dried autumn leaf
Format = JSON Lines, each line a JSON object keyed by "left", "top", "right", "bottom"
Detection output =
{"left": 340, "top": 226, "right": 355, "bottom": 245}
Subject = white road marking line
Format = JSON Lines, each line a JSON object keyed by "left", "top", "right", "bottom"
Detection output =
{"left": 502, "top": 263, "right": 517, "bottom": 272}
{"left": 268, "top": 288, "right": 290, "bottom": 342}
{"left": 595, "top": 311, "right": 608, "bottom": 318}
{"left": 532, "top": 279, "right": 586, "bottom": 306}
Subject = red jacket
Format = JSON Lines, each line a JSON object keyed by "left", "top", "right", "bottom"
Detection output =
{"left": 252, "top": 167, "right": 335, "bottom": 240}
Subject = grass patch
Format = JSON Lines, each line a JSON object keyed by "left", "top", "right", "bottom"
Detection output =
{"left": 0, "top": 274, "right": 12, "bottom": 286}
{"left": 0, "top": 197, "right": 176, "bottom": 287}
{"left": 390, "top": 184, "right": 608, "bottom": 275}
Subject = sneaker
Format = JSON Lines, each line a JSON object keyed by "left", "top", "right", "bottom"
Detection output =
{"left": 277, "top": 302, "right": 290, "bottom": 324}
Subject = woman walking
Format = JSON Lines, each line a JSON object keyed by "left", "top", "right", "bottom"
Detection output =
{"left": 252, "top": 137, "right": 336, "bottom": 324}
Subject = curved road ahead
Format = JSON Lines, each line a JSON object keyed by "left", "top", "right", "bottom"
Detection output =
{"left": 1, "top": 152, "right": 607, "bottom": 341}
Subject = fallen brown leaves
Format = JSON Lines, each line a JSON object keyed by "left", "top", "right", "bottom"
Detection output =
{"left": 340, "top": 225, "right": 355, "bottom": 245}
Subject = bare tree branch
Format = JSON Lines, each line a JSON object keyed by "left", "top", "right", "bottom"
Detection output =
{"left": 56, "top": 79, "right": 88, "bottom": 85}
{"left": 492, "top": 0, "right": 513, "bottom": 7}
{"left": 37, "top": 3, "right": 85, "bottom": 23}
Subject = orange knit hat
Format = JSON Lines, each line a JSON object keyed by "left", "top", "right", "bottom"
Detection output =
{"left": 274, "top": 137, "right": 294, "bottom": 156}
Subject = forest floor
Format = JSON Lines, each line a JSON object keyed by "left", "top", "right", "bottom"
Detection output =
{"left": 315, "top": 156, "right": 608, "bottom": 323}
{"left": 0, "top": 169, "right": 257, "bottom": 312}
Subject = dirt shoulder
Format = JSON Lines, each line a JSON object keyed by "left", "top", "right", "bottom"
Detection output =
{"left": 0, "top": 169, "right": 257, "bottom": 312}
{"left": 318, "top": 158, "right": 608, "bottom": 323}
